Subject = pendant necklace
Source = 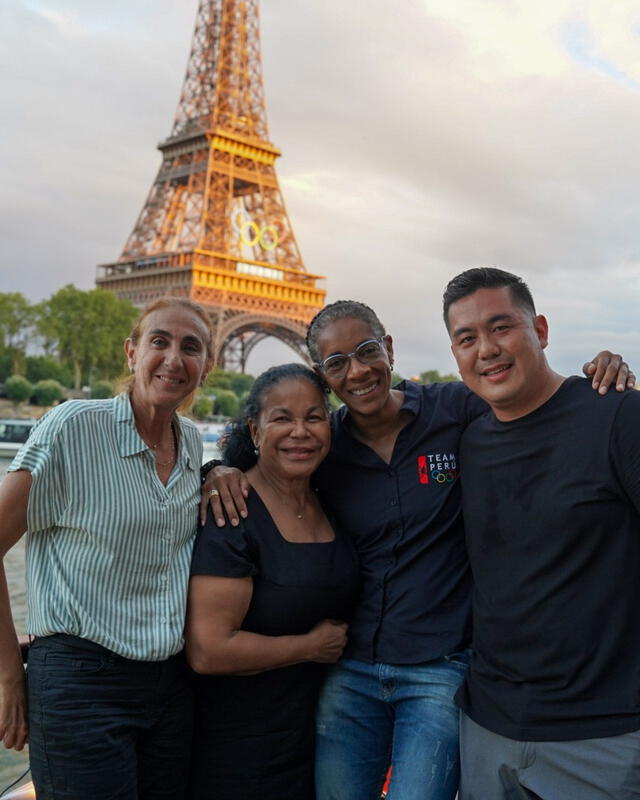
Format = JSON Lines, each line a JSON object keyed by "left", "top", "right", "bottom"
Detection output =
{"left": 149, "top": 423, "right": 176, "bottom": 467}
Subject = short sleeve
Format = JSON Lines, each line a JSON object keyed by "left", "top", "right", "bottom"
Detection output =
{"left": 9, "top": 407, "right": 68, "bottom": 532}
{"left": 610, "top": 390, "right": 640, "bottom": 515}
{"left": 190, "top": 511, "right": 259, "bottom": 579}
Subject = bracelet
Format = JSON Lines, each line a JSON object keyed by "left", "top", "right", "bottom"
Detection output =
{"left": 200, "top": 459, "right": 223, "bottom": 482}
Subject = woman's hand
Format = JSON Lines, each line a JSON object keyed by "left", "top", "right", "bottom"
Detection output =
{"left": 187, "top": 577, "right": 348, "bottom": 674}
{"left": 200, "top": 466, "right": 250, "bottom": 527}
{"left": 583, "top": 351, "right": 636, "bottom": 395}
{"left": 306, "top": 619, "right": 349, "bottom": 663}
{"left": 0, "top": 670, "right": 28, "bottom": 751}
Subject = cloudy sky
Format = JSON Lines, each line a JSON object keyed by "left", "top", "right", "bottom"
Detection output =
{"left": 1, "top": 0, "right": 639, "bottom": 378}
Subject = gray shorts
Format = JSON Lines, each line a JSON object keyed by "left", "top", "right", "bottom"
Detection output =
{"left": 459, "top": 711, "right": 640, "bottom": 800}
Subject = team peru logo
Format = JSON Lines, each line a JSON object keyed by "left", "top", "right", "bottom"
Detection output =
{"left": 417, "top": 453, "right": 458, "bottom": 485}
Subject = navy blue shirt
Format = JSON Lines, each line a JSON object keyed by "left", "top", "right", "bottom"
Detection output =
{"left": 314, "top": 380, "right": 486, "bottom": 665}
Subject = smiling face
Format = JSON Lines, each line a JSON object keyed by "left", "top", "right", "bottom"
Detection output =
{"left": 448, "top": 286, "right": 556, "bottom": 420}
{"left": 124, "top": 306, "right": 210, "bottom": 414}
{"left": 315, "top": 316, "right": 394, "bottom": 417}
{"left": 249, "top": 377, "right": 330, "bottom": 481}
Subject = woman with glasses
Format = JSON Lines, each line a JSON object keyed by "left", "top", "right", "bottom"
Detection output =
{"left": 202, "top": 300, "right": 633, "bottom": 800}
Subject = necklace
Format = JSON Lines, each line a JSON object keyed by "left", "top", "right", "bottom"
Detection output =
{"left": 256, "top": 472, "right": 310, "bottom": 519}
{"left": 288, "top": 496, "right": 307, "bottom": 520}
{"left": 148, "top": 423, "right": 176, "bottom": 467}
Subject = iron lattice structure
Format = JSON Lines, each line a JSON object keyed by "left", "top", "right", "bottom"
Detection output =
{"left": 96, "top": 0, "right": 325, "bottom": 370}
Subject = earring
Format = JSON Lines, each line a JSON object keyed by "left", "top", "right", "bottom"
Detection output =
{"left": 253, "top": 442, "right": 260, "bottom": 456}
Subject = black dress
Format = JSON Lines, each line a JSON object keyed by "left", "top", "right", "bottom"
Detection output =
{"left": 189, "top": 489, "right": 360, "bottom": 800}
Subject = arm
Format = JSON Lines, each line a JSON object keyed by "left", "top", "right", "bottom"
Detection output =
{"left": 0, "top": 470, "right": 31, "bottom": 751}
{"left": 200, "top": 465, "right": 250, "bottom": 527}
{"left": 583, "top": 351, "right": 636, "bottom": 395}
{"left": 185, "top": 574, "right": 348, "bottom": 675}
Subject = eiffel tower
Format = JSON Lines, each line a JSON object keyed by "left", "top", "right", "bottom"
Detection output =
{"left": 96, "top": 0, "right": 325, "bottom": 371}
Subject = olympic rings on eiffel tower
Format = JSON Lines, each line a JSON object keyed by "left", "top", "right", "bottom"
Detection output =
{"left": 232, "top": 209, "right": 279, "bottom": 251}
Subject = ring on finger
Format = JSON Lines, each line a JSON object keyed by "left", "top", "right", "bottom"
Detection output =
{"left": 208, "top": 489, "right": 220, "bottom": 497}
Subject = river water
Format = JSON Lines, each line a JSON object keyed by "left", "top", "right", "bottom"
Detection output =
{"left": 0, "top": 457, "right": 30, "bottom": 792}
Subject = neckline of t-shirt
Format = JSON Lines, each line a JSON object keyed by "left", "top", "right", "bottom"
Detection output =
{"left": 491, "top": 376, "right": 575, "bottom": 428}
{"left": 248, "top": 487, "right": 337, "bottom": 546}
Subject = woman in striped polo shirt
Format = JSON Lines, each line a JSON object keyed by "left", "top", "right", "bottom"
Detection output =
{"left": 0, "top": 297, "right": 212, "bottom": 800}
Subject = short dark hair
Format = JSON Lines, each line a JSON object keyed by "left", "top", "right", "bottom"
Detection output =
{"left": 306, "top": 300, "right": 386, "bottom": 363}
{"left": 443, "top": 268, "right": 536, "bottom": 330}
{"left": 221, "top": 363, "right": 329, "bottom": 471}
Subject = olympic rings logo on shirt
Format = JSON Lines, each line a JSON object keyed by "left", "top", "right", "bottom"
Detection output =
{"left": 431, "top": 469, "right": 457, "bottom": 483}
{"left": 232, "top": 210, "right": 279, "bottom": 251}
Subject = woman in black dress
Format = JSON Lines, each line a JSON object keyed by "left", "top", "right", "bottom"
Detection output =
{"left": 186, "top": 363, "right": 360, "bottom": 800}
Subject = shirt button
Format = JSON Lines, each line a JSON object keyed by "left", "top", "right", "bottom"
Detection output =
{"left": 160, "top": 617, "right": 167, "bottom": 624}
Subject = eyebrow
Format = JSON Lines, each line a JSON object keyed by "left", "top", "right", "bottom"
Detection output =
{"left": 267, "top": 405, "right": 326, "bottom": 415}
{"left": 148, "top": 328, "right": 202, "bottom": 344}
{"left": 325, "top": 338, "right": 377, "bottom": 357}
{"left": 452, "top": 313, "right": 515, "bottom": 339}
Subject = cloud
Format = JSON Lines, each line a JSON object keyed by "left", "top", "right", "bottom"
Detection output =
{"left": 1, "top": 0, "right": 639, "bottom": 378}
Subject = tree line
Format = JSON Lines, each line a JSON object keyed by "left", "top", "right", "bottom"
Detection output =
{"left": 0, "top": 287, "right": 257, "bottom": 416}
{"left": 0, "top": 286, "right": 458, "bottom": 415}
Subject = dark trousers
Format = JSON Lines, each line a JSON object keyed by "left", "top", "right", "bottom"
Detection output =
{"left": 27, "top": 634, "right": 194, "bottom": 800}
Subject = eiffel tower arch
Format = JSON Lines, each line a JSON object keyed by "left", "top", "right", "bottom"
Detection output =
{"left": 96, "top": 0, "right": 325, "bottom": 371}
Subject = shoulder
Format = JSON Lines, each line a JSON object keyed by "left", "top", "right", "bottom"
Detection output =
{"left": 192, "top": 492, "right": 263, "bottom": 576}
{"left": 29, "top": 397, "right": 116, "bottom": 441}
{"left": 176, "top": 413, "right": 200, "bottom": 444}
{"left": 401, "top": 379, "right": 487, "bottom": 424}
{"left": 557, "top": 376, "right": 635, "bottom": 417}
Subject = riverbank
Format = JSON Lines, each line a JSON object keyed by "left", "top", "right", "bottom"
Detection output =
{"left": 0, "top": 399, "right": 48, "bottom": 420}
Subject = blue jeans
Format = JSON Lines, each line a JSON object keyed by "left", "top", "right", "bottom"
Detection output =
{"left": 27, "top": 634, "right": 194, "bottom": 800}
{"left": 315, "top": 653, "right": 470, "bottom": 800}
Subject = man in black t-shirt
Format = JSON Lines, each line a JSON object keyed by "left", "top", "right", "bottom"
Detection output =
{"left": 443, "top": 267, "right": 640, "bottom": 800}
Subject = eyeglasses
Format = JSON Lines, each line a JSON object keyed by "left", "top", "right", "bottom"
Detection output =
{"left": 316, "top": 337, "right": 388, "bottom": 378}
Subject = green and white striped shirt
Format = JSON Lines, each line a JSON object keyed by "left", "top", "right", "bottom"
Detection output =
{"left": 9, "top": 393, "right": 202, "bottom": 661}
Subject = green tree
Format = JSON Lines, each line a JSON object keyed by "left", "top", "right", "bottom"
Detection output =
{"left": 204, "top": 368, "right": 233, "bottom": 391}
{"left": 418, "top": 369, "right": 458, "bottom": 384}
{"left": 192, "top": 394, "right": 214, "bottom": 420}
{"left": 213, "top": 388, "right": 240, "bottom": 418}
{"left": 90, "top": 380, "right": 114, "bottom": 399}
{"left": 37, "top": 286, "right": 137, "bottom": 389}
{"left": 32, "top": 379, "right": 65, "bottom": 406}
{"left": 0, "top": 352, "right": 12, "bottom": 382}
{"left": 26, "top": 355, "right": 74, "bottom": 387}
{"left": 4, "top": 375, "right": 33, "bottom": 403}
{"left": 229, "top": 373, "right": 255, "bottom": 395}
{"left": 0, "top": 292, "right": 33, "bottom": 373}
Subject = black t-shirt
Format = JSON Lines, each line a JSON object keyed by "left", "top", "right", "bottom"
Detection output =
{"left": 314, "top": 380, "right": 486, "bottom": 664}
{"left": 189, "top": 490, "right": 360, "bottom": 800}
{"left": 457, "top": 377, "right": 640, "bottom": 741}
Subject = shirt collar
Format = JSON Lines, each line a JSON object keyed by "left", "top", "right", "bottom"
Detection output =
{"left": 112, "top": 392, "right": 196, "bottom": 472}
{"left": 330, "top": 379, "right": 421, "bottom": 458}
